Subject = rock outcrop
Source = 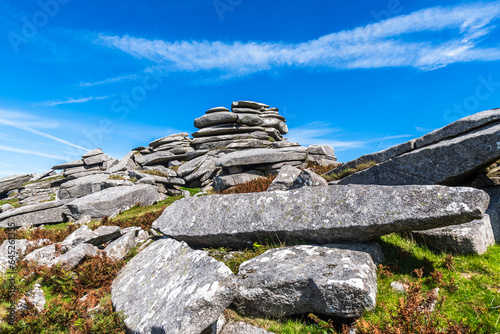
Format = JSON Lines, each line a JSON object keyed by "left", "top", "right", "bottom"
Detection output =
{"left": 153, "top": 185, "right": 488, "bottom": 248}
{"left": 111, "top": 238, "right": 236, "bottom": 334}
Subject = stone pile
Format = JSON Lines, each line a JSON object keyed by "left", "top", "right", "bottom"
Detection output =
{"left": 53, "top": 148, "right": 117, "bottom": 180}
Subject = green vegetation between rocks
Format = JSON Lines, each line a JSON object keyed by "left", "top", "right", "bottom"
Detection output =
{"left": 0, "top": 198, "right": 20, "bottom": 208}
{"left": 321, "top": 161, "right": 376, "bottom": 182}
{"left": 22, "top": 176, "right": 65, "bottom": 186}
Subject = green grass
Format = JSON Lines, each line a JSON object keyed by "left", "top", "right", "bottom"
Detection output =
{"left": 179, "top": 187, "right": 201, "bottom": 196}
{"left": 322, "top": 161, "right": 376, "bottom": 182}
{"left": 0, "top": 198, "right": 20, "bottom": 208}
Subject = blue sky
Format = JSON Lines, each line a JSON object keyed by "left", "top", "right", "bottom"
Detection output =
{"left": 0, "top": 0, "right": 500, "bottom": 177}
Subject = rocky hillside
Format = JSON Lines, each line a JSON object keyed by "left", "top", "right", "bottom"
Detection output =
{"left": 1, "top": 102, "right": 500, "bottom": 333}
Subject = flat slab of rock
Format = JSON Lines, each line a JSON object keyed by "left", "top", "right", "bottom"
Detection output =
{"left": 267, "top": 166, "right": 327, "bottom": 191}
{"left": 235, "top": 245, "right": 377, "bottom": 318}
{"left": 52, "top": 243, "right": 99, "bottom": 269}
{"left": 0, "top": 174, "right": 32, "bottom": 195}
{"left": 58, "top": 174, "right": 110, "bottom": 200}
{"left": 111, "top": 238, "right": 236, "bottom": 334}
{"left": 149, "top": 133, "right": 189, "bottom": 148}
{"left": 335, "top": 109, "right": 500, "bottom": 186}
{"left": 217, "top": 147, "right": 308, "bottom": 168}
{"left": 66, "top": 184, "right": 159, "bottom": 220}
{"left": 0, "top": 201, "right": 71, "bottom": 228}
{"left": 153, "top": 185, "right": 488, "bottom": 248}
{"left": 53, "top": 159, "right": 84, "bottom": 170}
{"left": 192, "top": 125, "right": 266, "bottom": 138}
{"left": 410, "top": 215, "right": 495, "bottom": 255}
{"left": 232, "top": 101, "right": 269, "bottom": 110}
{"left": 104, "top": 232, "right": 137, "bottom": 260}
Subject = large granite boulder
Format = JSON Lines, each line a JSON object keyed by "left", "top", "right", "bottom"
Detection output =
{"left": 220, "top": 321, "right": 271, "bottom": 334}
{"left": 111, "top": 238, "right": 236, "bottom": 334}
{"left": 216, "top": 147, "right": 308, "bottom": 167}
{"left": 58, "top": 174, "right": 110, "bottom": 200}
{"left": 153, "top": 185, "right": 488, "bottom": 248}
{"left": 66, "top": 184, "right": 159, "bottom": 220}
{"left": 267, "top": 166, "right": 327, "bottom": 191}
{"left": 0, "top": 201, "right": 71, "bottom": 228}
{"left": 410, "top": 215, "right": 495, "bottom": 255}
{"left": 235, "top": 245, "right": 377, "bottom": 319}
{"left": 0, "top": 174, "right": 32, "bottom": 196}
{"left": 332, "top": 109, "right": 500, "bottom": 186}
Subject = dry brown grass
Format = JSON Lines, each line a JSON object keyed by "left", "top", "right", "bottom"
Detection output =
{"left": 221, "top": 175, "right": 277, "bottom": 194}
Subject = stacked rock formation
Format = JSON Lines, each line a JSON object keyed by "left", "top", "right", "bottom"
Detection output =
{"left": 129, "top": 101, "right": 338, "bottom": 192}
{"left": 53, "top": 148, "right": 117, "bottom": 180}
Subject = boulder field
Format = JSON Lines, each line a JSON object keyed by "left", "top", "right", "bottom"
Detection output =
{"left": 1, "top": 102, "right": 500, "bottom": 333}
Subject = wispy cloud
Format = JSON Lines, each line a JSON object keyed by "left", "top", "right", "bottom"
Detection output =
{"left": 0, "top": 111, "right": 89, "bottom": 151}
{"left": 96, "top": 2, "right": 500, "bottom": 77}
{"left": 0, "top": 110, "right": 59, "bottom": 129}
{"left": 40, "top": 96, "right": 110, "bottom": 107}
{"left": 0, "top": 145, "right": 68, "bottom": 160}
{"left": 78, "top": 74, "right": 140, "bottom": 87}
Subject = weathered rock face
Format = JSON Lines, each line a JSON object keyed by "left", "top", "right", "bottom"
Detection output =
{"left": 153, "top": 185, "right": 488, "bottom": 248}
{"left": 0, "top": 239, "right": 29, "bottom": 273}
{"left": 235, "top": 245, "right": 377, "bottom": 319}
{"left": 104, "top": 232, "right": 137, "bottom": 261}
{"left": 410, "top": 215, "right": 495, "bottom": 255}
{"left": 111, "top": 238, "right": 236, "bottom": 334}
{"left": 58, "top": 174, "right": 110, "bottom": 200}
{"left": 0, "top": 201, "right": 71, "bottom": 228}
{"left": 220, "top": 321, "right": 271, "bottom": 334}
{"left": 66, "top": 184, "right": 159, "bottom": 220}
{"left": 0, "top": 174, "right": 32, "bottom": 196}
{"left": 268, "top": 166, "right": 328, "bottom": 191}
{"left": 331, "top": 108, "right": 500, "bottom": 186}
{"left": 485, "top": 186, "right": 500, "bottom": 243}
{"left": 217, "top": 147, "right": 308, "bottom": 168}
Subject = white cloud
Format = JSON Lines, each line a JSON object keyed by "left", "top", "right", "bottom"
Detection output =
{"left": 96, "top": 2, "right": 500, "bottom": 76}
{"left": 78, "top": 74, "right": 140, "bottom": 87}
{"left": 0, "top": 110, "right": 89, "bottom": 151}
{"left": 40, "top": 96, "right": 110, "bottom": 107}
{"left": 0, "top": 145, "right": 68, "bottom": 160}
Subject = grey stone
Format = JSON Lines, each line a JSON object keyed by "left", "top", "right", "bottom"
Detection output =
{"left": 133, "top": 151, "right": 175, "bottom": 166}
{"left": 88, "top": 226, "right": 122, "bottom": 246}
{"left": 129, "top": 170, "right": 185, "bottom": 186}
{"left": 236, "top": 114, "right": 264, "bottom": 126}
{"left": 254, "top": 160, "right": 305, "bottom": 171}
{"left": 177, "top": 155, "right": 207, "bottom": 177}
{"left": 262, "top": 118, "right": 288, "bottom": 134}
{"left": 206, "top": 106, "right": 230, "bottom": 114}
{"left": 107, "top": 151, "right": 136, "bottom": 173}
{"left": 53, "top": 159, "right": 85, "bottom": 170}
{"left": 154, "top": 142, "right": 191, "bottom": 152}
{"left": 308, "top": 145, "right": 335, "bottom": 156}
{"left": 191, "top": 132, "right": 270, "bottom": 145}
{"left": 272, "top": 141, "right": 300, "bottom": 148}
{"left": 226, "top": 139, "right": 272, "bottom": 149}
{"left": 322, "top": 242, "right": 385, "bottom": 265}
{"left": 202, "top": 314, "right": 226, "bottom": 334}
{"left": 84, "top": 153, "right": 110, "bottom": 166}
{"left": 166, "top": 146, "right": 195, "bottom": 155}
{"left": 17, "top": 283, "right": 45, "bottom": 313}
{"left": 410, "top": 215, "right": 495, "bottom": 254}
{"left": 66, "top": 184, "right": 159, "bottom": 220}
{"left": 58, "top": 174, "right": 109, "bottom": 200}
{"left": 0, "top": 204, "right": 13, "bottom": 213}
{"left": 485, "top": 186, "right": 500, "bottom": 242}
{"left": 217, "top": 147, "right": 308, "bottom": 167}
{"left": 103, "top": 158, "right": 119, "bottom": 170}
{"left": 220, "top": 321, "right": 270, "bottom": 334}
{"left": 111, "top": 238, "right": 236, "bottom": 334}
{"left": 261, "top": 114, "right": 286, "bottom": 121}
{"left": 65, "top": 170, "right": 102, "bottom": 180}
{"left": 0, "top": 174, "right": 32, "bottom": 195}
{"left": 195, "top": 112, "right": 239, "bottom": 128}
{"left": 153, "top": 185, "right": 488, "bottom": 248}
{"left": 213, "top": 171, "right": 264, "bottom": 192}
{"left": 0, "top": 201, "right": 71, "bottom": 228}
{"left": 149, "top": 133, "right": 190, "bottom": 148}
{"left": 62, "top": 165, "right": 102, "bottom": 177}
{"left": 235, "top": 245, "right": 377, "bottom": 319}
{"left": 24, "top": 244, "right": 58, "bottom": 267}
{"left": 60, "top": 225, "right": 96, "bottom": 249}
{"left": 231, "top": 108, "right": 263, "bottom": 114}
{"left": 264, "top": 128, "right": 284, "bottom": 141}
{"left": 104, "top": 232, "right": 137, "bottom": 260}
{"left": 82, "top": 148, "right": 104, "bottom": 158}
{"left": 52, "top": 243, "right": 99, "bottom": 269}
{"left": 184, "top": 157, "right": 218, "bottom": 182}
{"left": 29, "top": 170, "right": 56, "bottom": 183}
{"left": 232, "top": 101, "right": 269, "bottom": 110}
{"left": 390, "top": 281, "right": 408, "bottom": 293}
{"left": 0, "top": 239, "right": 29, "bottom": 273}
{"left": 192, "top": 125, "right": 266, "bottom": 138}
{"left": 267, "top": 165, "right": 302, "bottom": 191}
{"left": 290, "top": 169, "right": 328, "bottom": 189}
{"left": 143, "top": 165, "right": 177, "bottom": 177}
{"left": 339, "top": 122, "right": 500, "bottom": 186}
